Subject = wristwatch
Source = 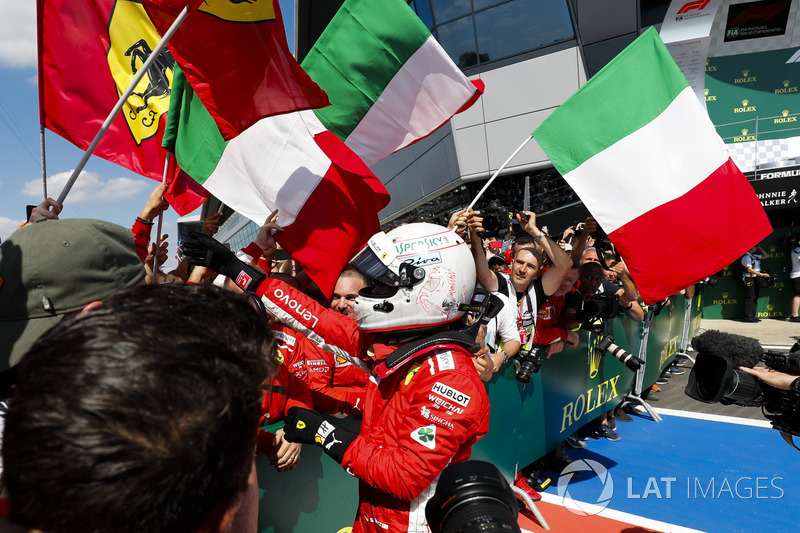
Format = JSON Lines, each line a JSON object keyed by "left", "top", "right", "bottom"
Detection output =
{"left": 501, "top": 350, "right": 509, "bottom": 364}
{"left": 532, "top": 232, "right": 545, "bottom": 243}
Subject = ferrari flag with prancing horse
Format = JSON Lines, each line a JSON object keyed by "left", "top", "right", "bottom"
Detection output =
{"left": 38, "top": 0, "right": 173, "bottom": 181}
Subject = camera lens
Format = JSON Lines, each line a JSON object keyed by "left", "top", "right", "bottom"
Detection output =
{"left": 482, "top": 215, "right": 501, "bottom": 235}
{"left": 516, "top": 362, "right": 534, "bottom": 384}
{"left": 426, "top": 461, "right": 520, "bottom": 533}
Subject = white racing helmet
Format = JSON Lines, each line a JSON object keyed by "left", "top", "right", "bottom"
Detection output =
{"left": 350, "top": 222, "right": 476, "bottom": 333}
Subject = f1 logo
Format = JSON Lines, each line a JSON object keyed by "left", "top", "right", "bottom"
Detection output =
{"left": 677, "top": 0, "right": 710, "bottom": 14}
{"left": 236, "top": 271, "right": 253, "bottom": 289}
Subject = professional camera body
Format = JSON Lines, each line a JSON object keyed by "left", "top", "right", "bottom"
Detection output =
{"left": 695, "top": 277, "right": 718, "bottom": 288}
{"left": 755, "top": 269, "right": 777, "bottom": 288}
{"left": 515, "top": 345, "right": 543, "bottom": 383}
{"left": 779, "top": 231, "right": 800, "bottom": 248}
{"left": 477, "top": 200, "right": 510, "bottom": 239}
{"left": 582, "top": 292, "right": 620, "bottom": 321}
{"left": 685, "top": 330, "right": 800, "bottom": 446}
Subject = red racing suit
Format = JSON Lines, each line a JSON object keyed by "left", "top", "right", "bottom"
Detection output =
{"left": 273, "top": 323, "right": 368, "bottom": 415}
{"left": 256, "top": 345, "right": 313, "bottom": 455}
{"left": 532, "top": 294, "right": 570, "bottom": 346}
{"left": 256, "top": 278, "right": 490, "bottom": 533}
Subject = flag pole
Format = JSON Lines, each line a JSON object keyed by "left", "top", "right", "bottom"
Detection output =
{"left": 151, "top": 152, "right": 170, "bottom": 284}
{"left": 40, "top": 126, "right": 48, "bottom": 200}
{"left": 56, "top": 5, "right": 190, "bottom": 206}
{"left": 36, "top": 0, "right": 47, "bottom": 201}
{"left": 467, "top": 134, "right": 534, "bottom": 211}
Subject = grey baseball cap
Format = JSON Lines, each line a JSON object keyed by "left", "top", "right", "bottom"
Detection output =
{"left": 0, "top": 218, "right": 146, "bottom": 370}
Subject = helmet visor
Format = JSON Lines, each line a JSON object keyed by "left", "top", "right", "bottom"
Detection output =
{"left": 350, "top": 244, "right": 400, "bottom": 287}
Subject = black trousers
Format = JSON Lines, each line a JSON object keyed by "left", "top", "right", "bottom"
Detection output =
{"left": 743, "top": 279, "right": 759, "bottom": 319}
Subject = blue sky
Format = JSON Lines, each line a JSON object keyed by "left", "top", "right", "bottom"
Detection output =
{"left": 0, "top": 0, "right": 295, "bottom": 268}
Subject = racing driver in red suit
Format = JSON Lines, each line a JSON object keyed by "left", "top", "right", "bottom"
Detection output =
{"left": 185, "top": 222, "right": 489, "bottom": 533}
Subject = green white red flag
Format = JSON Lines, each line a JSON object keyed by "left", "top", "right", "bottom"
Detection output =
{"left": 533, "top": 27, "right": 771, "bottom": 303}
{"left": 301, "top": 0, "right": 483, "bottom": 166}
{"left": 142, "top": 0, "right": 329, "bottom": 140}
{"left": 163, "top": 69, "right": 389, "bottom": 298}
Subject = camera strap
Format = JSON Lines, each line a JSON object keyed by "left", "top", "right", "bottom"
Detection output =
{"left": 517, "top": 290, "right": 535, "bottom": 344}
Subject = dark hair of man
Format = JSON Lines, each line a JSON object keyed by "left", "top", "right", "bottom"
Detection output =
{"left": 514, "top": 235, "right": 536, "bottom": 248}
{"left": 2, "top": 283, "right": 276, "bottom": 533}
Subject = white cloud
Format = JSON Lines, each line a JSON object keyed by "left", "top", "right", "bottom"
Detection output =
{"left": 21, "top": 170, "right": 150, "bottom": 203}
{"left": 0, "top": 3, "right": 36, "bottom": 69}
{"left": 0, "top": 216, "right": 24, "bottom": 242}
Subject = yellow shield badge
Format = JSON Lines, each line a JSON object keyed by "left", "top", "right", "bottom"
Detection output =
{"left": 198, "top": 0, "right": 276, "bottom": 23}
{"left": 107, "top": 0, "right": 174, "bottom": 145}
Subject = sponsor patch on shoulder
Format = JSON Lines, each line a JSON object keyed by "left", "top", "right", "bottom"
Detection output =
{"left": 272, "top": 330, "right": 296, "bottom": 346}
{"left": 411, "top": 424, "right": 437, "bottom": 450}
{"left": 431, "top": 381, "right": 471, "bottom": 407}
{"left": 436, "top": 351, "right": 455, "bottom": 371}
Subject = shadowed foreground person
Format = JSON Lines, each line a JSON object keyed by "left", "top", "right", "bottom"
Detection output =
{"left": 2, "top": 284, "right": 276, "bottom": 533}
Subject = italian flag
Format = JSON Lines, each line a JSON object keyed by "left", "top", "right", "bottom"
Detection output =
{"left": 163, "top": 70, "right": 389, "bottom": 298}
{"left": 301, "top": 0, "right": 483, "bottom": 166}
{"left": 534, "top": 27, "right": 771, "bottom": 303}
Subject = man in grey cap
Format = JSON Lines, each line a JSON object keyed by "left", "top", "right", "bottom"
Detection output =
{"left": 0, "top": 218, "right": 146, "bottom": 397}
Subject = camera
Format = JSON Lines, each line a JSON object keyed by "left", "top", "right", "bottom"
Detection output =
{"left": 685, "top": 330, "right": 800, "bottom": 447}
{"left": 696, "top": 277, "right": 718, "bottom": 288}
{"left": 426, "top": 460, "right": 520, "bottom": 533}
{"left": 515, "top": 345, "right": 543, "bottom": 383}
{"left": 755, "top": 270, "right": 777, "bottom": 288}
{"left": 597, "top": 335, "right": 643, "bottom": 372}
{"left": 478, "top": 200, "right": 510, "bottom": 239}
{"left": 780, "top": 232, "right": 800, "bottom": 248}
{"left": 582, "top": 292, "right": 620, "bottom": 320}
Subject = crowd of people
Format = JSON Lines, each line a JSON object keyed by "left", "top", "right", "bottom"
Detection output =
{"left": 1, "top": 182, "right": 797, "bottom": 533}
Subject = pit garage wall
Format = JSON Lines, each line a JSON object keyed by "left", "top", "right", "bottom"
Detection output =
{"left": 374, "top": 46, "right": 588, "bottom": 222}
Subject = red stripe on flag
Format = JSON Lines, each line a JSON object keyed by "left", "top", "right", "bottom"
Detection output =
{"left": 275, "top": 131, "right": 390, "bottom": 299}
{"left": 609, "top": 158, "right": 771, "bottom": 303}
{"left": 164, "top": 160, "right": 209, "bottom": 216}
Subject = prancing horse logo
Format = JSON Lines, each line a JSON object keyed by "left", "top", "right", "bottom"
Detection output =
{"left": 107, "top": 0, "right": 175, "bottom": 145}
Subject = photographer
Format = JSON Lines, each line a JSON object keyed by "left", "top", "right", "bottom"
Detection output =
{"left": 740, "top": 243, "right": 771, "bottom": 323}
{"left": 467, "top": 209, "right": 572, "bottom": 351}
{"left": 570, "top": 216, "right": 597, "bottom": 263}
{"left": 561, "top": 262, "right": 643, "bottom": 442}
{"left": 790, "top": 236, "right": 800, "bottom": 322}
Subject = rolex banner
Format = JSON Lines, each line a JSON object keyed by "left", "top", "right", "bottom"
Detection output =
{"left": 533, "top": 27, "right": 772, "bottom": 303}
{"left": 38, "top": 0, "right": 172, "bottom": 180}
{"left": 142, "top": 0, "right": 330, "bottom": 140}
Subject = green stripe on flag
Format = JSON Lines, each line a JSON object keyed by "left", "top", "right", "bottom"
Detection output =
{"left": 301, "top": 0, "right": 430, "bottom": 140}
{"left": 163, "top": 67, "right": 228, "bottom": 185}
{"left": 533, "top": 27, "right": 689, "bottom": 176}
